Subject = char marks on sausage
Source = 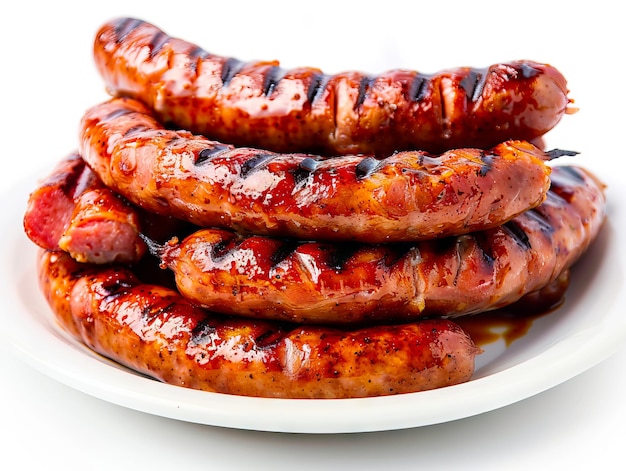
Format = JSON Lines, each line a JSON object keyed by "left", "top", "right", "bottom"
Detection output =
{"left": 21, "top": 18, "right": 606, "bottom": 400}
{"left": 79, "top": 96, "right": 554, "bottom": 243}
{"left": 93, "top": 17, "right": 572, "bottom": 156}
{"left": 150, "top": 166, "right": 606, "bottom": 324}
{"left": 38, "top": 249, "right": 480, "bottom": 398}
{"left": 23, "top": 152, "right": 146, "bottom": 264}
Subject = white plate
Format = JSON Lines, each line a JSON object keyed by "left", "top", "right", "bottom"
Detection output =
{"left": 2, "top": 164, "right": 625, "bottom": 435}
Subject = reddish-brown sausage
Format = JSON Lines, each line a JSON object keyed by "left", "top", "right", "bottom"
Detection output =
{"left": 93, "top": 17, "right": 573, "bottom": 156}
{"left": 37, "top": 249, "right": 480, "bottom": 398}
{"left": 79, "top": 97, "right": 554, "bottom": 243}
{"left": 23, "top": 152, "right": 146, "bottom": 264}
{"left": 151, "top": 166, "right": 605, "bottom": 324}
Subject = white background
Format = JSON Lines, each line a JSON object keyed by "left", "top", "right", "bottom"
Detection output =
{"left": 1, "top": 1, "right": 625, "bottom": 469}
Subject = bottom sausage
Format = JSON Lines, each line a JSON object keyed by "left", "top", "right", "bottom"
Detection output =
{"left": 37, "top": 249, "right": 480, "bottom": 398}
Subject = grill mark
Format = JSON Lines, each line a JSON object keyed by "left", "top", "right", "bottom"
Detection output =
{"left": 291, "top": 166, "right": 315, "bottom": 187}
{"left": 221, "top": 58, "right": 245, "bottom": 85}
{"left": 123, "top": 125, "right": 151, "bottom": 137}
{"left": 188, "top": 46, "right": 209, "bottom": 61}
{"left": 190, "top": 318, "right": 216, "bottom": 345}
{"left": 354, "top": 76, "right": 373, "bottom": 110}
{"left": 141, "top": 302, "right": 177, "bottom": 320}
{"left": 254, "top": 328, "right": 286, "bottom": 348}
{"left": 210, "top": 238, "right": 234, "bottom": 262}
{"left": 552, "top": 166, "right": 585, "bottom": 184}
{"left": 459, "top": 68, "right": 488, "bottom": 102}
{"left": 519, "top": 62, "right": 540, "bottom": 79}
{"left": 543, "top": 190, "right": 565, "bottom": 206}
{"left": 240, "top": 153, "right": 277, "bottom": 178}
{"left": 547, "top": 168, "right": 586, "bottom": 203}
{"left": 148, "top": 31, "right": 169, "bottom": 59}
{"left": 270, "top": 240, "right": 303, "bottom": 266}
{"left": 69, "top": 159, "right": 94, "bottom": 200}
{"left": 188, "top": 46, "right": 210, "bottom": 75}
{"left": 196, "top": 145, "right": 231, "bottom": 165}
{"left": 101, "top": 278, "right": 134, "bottom": 299}
{"left": 355, "top": 156, "right": 383, "bottom": 179}
{"left": 545, "top": 183, "right": 575, "bottom": 205}
{"left": 503, "top": 220, "right": 532, "bottom": 250}
{"left": 409, "top": 74, "right": 430, "bottom": 102}
{"left": 105, "top": 108, "right": 134, "bottom": 121}
{"left": 298, "top": 157, "right": 319, "bottom": 173}
{"left": 524, "top": 209, "right": 555, "bottom": 235}
{"left": 438, "top": 79, "right": 450, "bottom": 131}
{"left": 262, "top": 66, "right": 284, "bottom": 96}
{"left": 479, "top": 152, "right": 495, "bottom": 177}
{"left": 306, "top": 73, "right": 329, "bottom": 103}
{"left": 112, "top": 18, "right": 144, "bottom": 43}
{"left": 292, "top": 157, "right": 323, "bottom": 186}
{"left": 325, "top": 244, "right": 359, "bottom": 271}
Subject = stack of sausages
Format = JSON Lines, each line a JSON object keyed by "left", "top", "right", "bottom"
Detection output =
{"left": 23, "top": 17, "right": 607, "bottom": 399}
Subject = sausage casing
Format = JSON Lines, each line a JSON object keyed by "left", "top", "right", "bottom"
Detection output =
{"left": 153, "top": 166, "right": 606, "bottom": 324}
{"left": 23, "top": 152, "right": 146, "bottom": 264}
{"left": 37, "top": 249, "right": 480, "bottom": 398}
{"left": 93, "top": 17, "right": 572, "bottom": 156}
{"left": 79, "top": 96, "right": 553, "bottom": 243}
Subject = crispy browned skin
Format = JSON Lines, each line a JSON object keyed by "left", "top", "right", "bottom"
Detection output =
{"left": 37, "top": 249, "right": 479, "bottom": 398}
{"left": 93, "top": 17, "right": 572, "bottom": 156}
{"left": 152, "top": 166, "right": 605, "bottom": 324}
{"left": 79, "top": 97, "right": 553, "bottom": 243}
{"left": 23, "top": 152, "right": 145, "bottom": 264}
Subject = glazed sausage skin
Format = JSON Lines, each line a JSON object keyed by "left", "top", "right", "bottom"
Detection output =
{"left": 152, "top": 166, "right": 606, "bottom": 324}
{"left": 94, "top": 17, "right": 572, "bottom": 156}
{"left": 38, "top": 249, "right": 479, "bottom": 398}
{"left": 79, "top": 97, "right": 553, "bottom": 243}
{"left": 23, "top": 152, "right": 146, "bottom": 264}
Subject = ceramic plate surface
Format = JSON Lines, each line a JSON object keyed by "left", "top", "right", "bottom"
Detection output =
{"left": 3, "top": 162, "right": 625, "bottom": 434}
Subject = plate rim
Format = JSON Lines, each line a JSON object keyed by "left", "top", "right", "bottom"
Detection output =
{"left": 4, "top": 167, "right": 626, "bottom": 434}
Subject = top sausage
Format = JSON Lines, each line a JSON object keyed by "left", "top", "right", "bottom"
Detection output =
{"left": 93, "top": 17, "right": 573, "bottom": 156}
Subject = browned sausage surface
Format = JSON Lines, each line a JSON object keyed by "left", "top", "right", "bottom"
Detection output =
{"left": 38, "top": 249, "right": 480, "bottom": 398}
{"left": 93, "top": 17, "right": 573, "bottom": 156}
{"left": 79, "top": 97, "right": 554, "bottom": 243}
{"left": 23, "top": 152, "right": 146, "bottom": 264}
{"left": 151, "top": 166, "right": 606, "bottom": 324}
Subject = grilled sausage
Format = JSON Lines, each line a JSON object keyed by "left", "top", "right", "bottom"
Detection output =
{"left": 150, "top": 166, "right": 605, "bottom": 324}
{"left": 93, "top": 17, "right": 573, "bottom": 156}
{"left": 24, "top": 152, "right": 201, "bottom": 265}
{"left": 23, "top": 152, "right": 146, "bottom": 264}
{"left": 37, "top": 249, "right": 480, "bottom": 398}
{"left": 79, "top": 96, "right": 555, "bottom": 243}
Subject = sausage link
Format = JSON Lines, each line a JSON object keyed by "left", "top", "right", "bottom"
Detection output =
{"left": 37, "top": 249, "right": 480, "bottom": 398}
{"left": 24, "top": 152, "right": 200, "bottom": 265}
{"left": 23, "top": 152, "right": 146, "bottom": 264}
{"left": 152, "top": 166, "right": 606, "bottom": 324}
{"left": 93, "top": 17, "right": 573, "bottom": 156}
{"left": 79, "top": 97, "right": 553, "bottom": 243}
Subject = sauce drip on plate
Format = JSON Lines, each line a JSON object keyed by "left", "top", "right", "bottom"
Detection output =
{"left": 456, "top": 270, "right": 569, "bottom": 347}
